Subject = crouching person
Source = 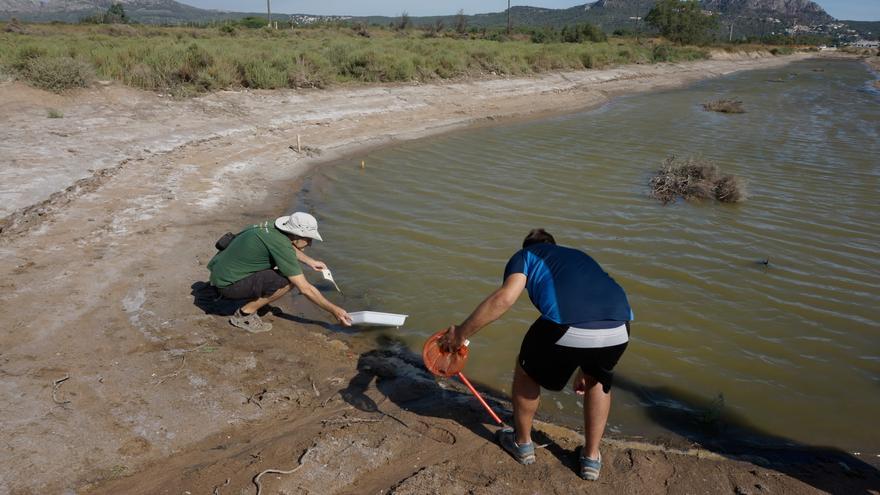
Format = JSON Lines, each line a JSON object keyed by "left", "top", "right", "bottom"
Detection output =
{"left": 207, "top": 212, "right": 352, "bottom": 332}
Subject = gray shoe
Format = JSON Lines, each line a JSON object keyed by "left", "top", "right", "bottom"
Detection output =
{"left": 496, "top": 427, "right": 536, "bottom": 465}
{"left": 229, "top": 309, "right": 272, "bottom": 333}
{"left": 578, "top": 448, "right": 602, "bottom": 481}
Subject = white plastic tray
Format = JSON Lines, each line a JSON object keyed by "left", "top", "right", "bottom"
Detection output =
{"left": 348, "top": 311, "right": 408, "bottom": 327}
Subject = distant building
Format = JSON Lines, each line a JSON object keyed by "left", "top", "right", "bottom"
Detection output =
{"left": 289, "top": 14, "right": 351, "bottom": 25}
{"left": 848, "top": 39, "right": 880, "bottom": 48}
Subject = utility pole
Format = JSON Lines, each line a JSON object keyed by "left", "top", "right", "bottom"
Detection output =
{"left": 267, "top": 0, "right": 272, "bottom": 28}
{"left": 635, "top": 0, "right": 642, "bottom": 41}
{"left": 507, "top": 0, "right": 511, "bottom": 35}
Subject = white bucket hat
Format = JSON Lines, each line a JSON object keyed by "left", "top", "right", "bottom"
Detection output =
{"left": 275, "top": 212, "right": 323, "bottom": 241}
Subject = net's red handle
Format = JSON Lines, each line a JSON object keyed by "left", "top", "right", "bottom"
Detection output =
{"left": 456, "top": 372, "right": 503, "bottom": 425}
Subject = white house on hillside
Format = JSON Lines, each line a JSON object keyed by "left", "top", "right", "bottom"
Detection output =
{"left": 848, "top": 39, "right": 879, "bottom": 48}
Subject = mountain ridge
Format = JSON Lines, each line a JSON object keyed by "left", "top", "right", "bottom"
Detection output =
{"left": 0, "top": 0, "right": 872, "bottom": 41}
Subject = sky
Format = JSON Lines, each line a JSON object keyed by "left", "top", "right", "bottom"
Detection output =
{"left": 177, "top": 1, "right": 879, "bottom": 21}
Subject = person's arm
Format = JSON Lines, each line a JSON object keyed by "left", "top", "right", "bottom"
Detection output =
{"left": 294, "top": 247, "right": 326, "bottom": 271}
{"left": 288, "top": 274, "right": 352, "bottom": 326}
{"left": 439, "top": 273, "right": 527, "bottom": 352}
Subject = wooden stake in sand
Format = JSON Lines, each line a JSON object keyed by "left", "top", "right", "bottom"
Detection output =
{"left": 52, "top": 374, "right": 71, "bottom": 405}
{"left": 297, "top": 134, "right": 301, "bottom": 153}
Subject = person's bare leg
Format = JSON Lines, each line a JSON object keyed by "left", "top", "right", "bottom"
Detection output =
{"left": 512, "top": 363, "right": 541, "bottom": 445}
{"left": 240, "top": 284, "right": 292, "bottom": 315}
{"left": 582, "top": 376, "right": 611, "bottom": 459}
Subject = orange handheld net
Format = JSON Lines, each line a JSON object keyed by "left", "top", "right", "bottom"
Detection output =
{"left": 422, "top": 329, "right": 469, "bottom": 377}
{"left": 422, "top": 329, "right": 503, "bottom": 425}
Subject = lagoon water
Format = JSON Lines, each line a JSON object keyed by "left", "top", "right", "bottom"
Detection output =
{"left": 299, "top": 59, "right": 880, "bottom": 454}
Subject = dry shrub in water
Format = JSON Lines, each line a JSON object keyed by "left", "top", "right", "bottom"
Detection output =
{"left": 714, "top": 174, "right": 745, "bottom": 203}
{"left": 649, "top": 155, "right": 746, "bottom": 204}
{"left": 702, "top": 98, "right": 745, "bottom": 114}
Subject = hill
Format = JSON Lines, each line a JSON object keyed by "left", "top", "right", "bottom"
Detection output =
{"left": 354, "top": 0, "right": 840, "bottom": 38}
{"left": 0, "top": 0, "right": 874, "bottom": 41}
{"left": 0, "top": 0, "right": 259, "bottom": 23}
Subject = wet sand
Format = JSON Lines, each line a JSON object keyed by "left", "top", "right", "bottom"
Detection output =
{"left": 1, "top": 50, "right": 878, "bottom": 494}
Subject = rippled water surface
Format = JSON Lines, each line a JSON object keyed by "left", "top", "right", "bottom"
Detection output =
{"left": 298, "top": 59, "right": 880, "bottom": 453}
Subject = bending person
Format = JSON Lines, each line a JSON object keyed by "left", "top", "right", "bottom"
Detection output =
{"left": 208, "top": 212, "right": 352, "bottom": 332}
{"left": 440, "top": 228, "right": 632, "bottom": 481}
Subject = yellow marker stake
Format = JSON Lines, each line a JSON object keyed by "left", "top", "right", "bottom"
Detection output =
{"left": 360, "top": 160, "right": 365, "bottom": 169}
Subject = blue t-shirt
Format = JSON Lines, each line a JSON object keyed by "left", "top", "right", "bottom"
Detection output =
{"left": 503, "top": 244, "right": 632, "bottom": 325}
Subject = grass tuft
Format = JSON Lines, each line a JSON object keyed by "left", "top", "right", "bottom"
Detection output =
{"left": 47, "top": 108, "right": 64, "bottom": 118}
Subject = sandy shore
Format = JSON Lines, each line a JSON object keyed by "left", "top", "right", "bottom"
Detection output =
{"left": 1, "top": 51, "right": 877, "bottom": 494}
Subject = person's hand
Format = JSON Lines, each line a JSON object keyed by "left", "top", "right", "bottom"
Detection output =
{"left": 333, "top": 307, "right": 352, "bottom": 327}
{"left": 438, "top": 325, "right": 465, "bottom": 353}
{"left": 573, "top": 369, "right": 587, "bottom": 396}
{"left": 310, "top": 260, "right": 327, "bottom": 271}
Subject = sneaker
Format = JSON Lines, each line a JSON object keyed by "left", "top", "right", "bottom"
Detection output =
{"left": 496, "top": 427, "right": 536, "bottom": 465}
{"left": 578, "top": 448, "right": 602, "bottom": 481}
{"left": 229, "top": 308, "right": 272, "bottom": 333}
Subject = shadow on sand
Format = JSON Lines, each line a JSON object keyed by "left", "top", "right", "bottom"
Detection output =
{"left": 613, "top": 376, "right": 880, "bottom": 495}
{"left": 188, "top": 284, "right": 879, "bottom": 494}
{"left": 190, "top": 280, "right": 360, "bottom": 334}
{"left": 339, "top": 337, "right": 879, "bottom": 494}
{"left": 338, "top": 337, "right": 591, "bottom": 477}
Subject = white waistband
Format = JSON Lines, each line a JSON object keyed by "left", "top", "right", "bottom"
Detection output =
{"left": 554, "top": 323, "right": 628, "bottom": 349}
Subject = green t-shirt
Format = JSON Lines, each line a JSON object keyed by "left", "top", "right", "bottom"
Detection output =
{"left": 208, "top": 220, "right": 303, "bottom": 288}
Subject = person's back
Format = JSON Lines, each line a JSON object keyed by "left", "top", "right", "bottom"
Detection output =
{"left": 504, "top": 243, "right": 631, "bottom": 325}
{"left": 208, "top": 221, "right": 301, "bottom": 288}
{"left": 205, "top": 213, "right": 351, "bottom": 332}
{"left": 441, "top": 229, "right": 633, "bottom": 480}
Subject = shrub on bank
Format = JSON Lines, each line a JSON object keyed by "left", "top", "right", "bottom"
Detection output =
{"left": 769, "top": 46, "right": 794, "bottom": 56}
{"left": 653, "top": 44, "right": 709, "bottom": 62}
{"left": 649, "top": 155, "right": 746, "bottom": 204}
{"left": 20, "top": 55, "right": 94, "bottom": 91}
{"left": 3, "top": 18, "right": 28, "bottom": 34}
{"left": 0, "top": 26, "right": 715, "bottom": 94}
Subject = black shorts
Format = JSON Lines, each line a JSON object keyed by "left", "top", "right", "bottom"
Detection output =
{"left": 518, "top": 318, "right": 629, "bottom": 393}
{"left": 217, "top": 269, "right": 290, "bottom": 301}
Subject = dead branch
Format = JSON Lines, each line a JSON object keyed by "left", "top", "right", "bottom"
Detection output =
{"left": 309, "top": 376, "right": 319, "bottom": 397}
{"left": 153, "top": 355, "right": 186, "bottom": 385}
{"left": 320, "top": 417, "right": 383, "bottom": 426}
{"left": 212, "top": 478, "right": 230, "bottom": 495}
{"left": 253, "top": 445, "right": 315, "bottom": 495}
{"left": 320, "top": 391, "right": 340, "bottom": 407}
{"left": 153, "top": 342, "right": 214, "bottom": 386}
{"left": 246, "top": 388, "right": 267, "bottom": 409}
